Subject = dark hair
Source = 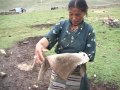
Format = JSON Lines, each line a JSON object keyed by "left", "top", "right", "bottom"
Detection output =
{"left": 68, "top": 0, "right": 88, "bottom": 15}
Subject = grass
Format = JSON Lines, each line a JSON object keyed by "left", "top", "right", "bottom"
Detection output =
{"left": 86, "top": 7, "right": 120, "bottom": 87}
{"left": 0, "top": 6, "right": 120, "bottom": 89}
{"left": 0, "top": 9, "right": 67, "bottom": 48}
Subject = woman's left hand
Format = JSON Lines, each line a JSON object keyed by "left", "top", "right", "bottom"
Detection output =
{"left": 79, "top": 52, "right": 89, "bottom": 64}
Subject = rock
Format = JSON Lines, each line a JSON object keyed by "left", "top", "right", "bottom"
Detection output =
{"left": 102, "top": 16, "right": 120, "bottom": 28}
{"left": 33, "top": 85, "right": 39, "bottom": 88}
{"left": 10, "top": 74, "right": 12, "bottom": 77}
{"left": 94, "top": 74, "right": 97, "bottom": 78}
{"left": 0, "top": 49, "right": 6, "bottom": 54}
{"left": 17, "top": 63, "right": 33, "bottom": 71}
{"left": 0, "top": 72, "right": 7, "bottom": 78}
{"left": 23, "top": 41, "right": 29, "bottom": 44}
{"left": 28, "top": 87, "right": 31, "bottom": 89}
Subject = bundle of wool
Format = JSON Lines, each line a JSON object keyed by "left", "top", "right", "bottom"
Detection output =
{"left": 36, "top": 52, "right": 89, "bottom": 81}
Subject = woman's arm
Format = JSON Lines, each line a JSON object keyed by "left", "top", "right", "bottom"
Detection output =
{"left": 84, "top": 29, "right": 96, "bottom": 62}
{"left": 35, "top": 20, "right": 64, "bottom": 64}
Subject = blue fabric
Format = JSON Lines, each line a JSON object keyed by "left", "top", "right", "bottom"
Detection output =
{"left": 45, "top": 19, "right": 96, "bottom": 61}
{"left": 80, "top": 73, "right": 90, "bottom": 90}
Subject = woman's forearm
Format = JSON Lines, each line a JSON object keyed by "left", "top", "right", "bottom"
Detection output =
{"left": 37, "top": 37, "right": 49, "bottom": 49}
{"left": 35, "top": 37, "right": 49, "bottom": 64}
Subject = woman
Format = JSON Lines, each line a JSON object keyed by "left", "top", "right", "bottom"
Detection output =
{"left": 35, "top": 0, "right": 96, "bottom": 90}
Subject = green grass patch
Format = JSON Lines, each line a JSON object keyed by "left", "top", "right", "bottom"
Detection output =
{"left": 86, "top": 7, "right": 120, "bottom": 88}
{"left": 0, "top": 9, "right": 67, "bottom": 48}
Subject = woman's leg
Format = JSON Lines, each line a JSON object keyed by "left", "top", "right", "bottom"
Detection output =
{"left": 48, "top": 70, "right": 66, "bottom": 90}
{"left": 48, "top": 70, "right": 81, "bottom": 90}
{"left": 66, "top": 74, "right": 81, "bottom": 90}
{"left": 79, "top": 73, "right": 90, "bottom": 90}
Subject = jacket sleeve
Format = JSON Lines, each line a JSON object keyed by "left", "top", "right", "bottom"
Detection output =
{"left": 84, "top": 27, "right": 96, "bottom": 62}
{"left": 44, "top": 21, "right": 63, "bottom": 50}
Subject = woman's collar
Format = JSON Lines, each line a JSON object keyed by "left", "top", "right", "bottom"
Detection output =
{"left": 68, "top": 19, "right": 84, "bottom": 26}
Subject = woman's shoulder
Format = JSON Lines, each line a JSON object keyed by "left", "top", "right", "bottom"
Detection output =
{"left": 54, "top": 19, "right": 69, "bottom": 29}
{"left": 59, "top": 19, "right": 69, "bottom": 25}
{"left": 84, "top": 22, "right": 94, "bottom": 33}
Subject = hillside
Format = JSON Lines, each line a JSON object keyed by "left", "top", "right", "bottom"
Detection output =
{"left": 0, "top": 0, "right": 120, "bottom": 12}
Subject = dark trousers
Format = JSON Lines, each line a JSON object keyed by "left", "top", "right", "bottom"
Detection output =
{"left": 80, "top": 73, "right": 90, "bottom": 90}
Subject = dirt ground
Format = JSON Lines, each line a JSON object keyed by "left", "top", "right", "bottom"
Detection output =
{"left": 0, "top": 36, "right": 119, "bottom": 90}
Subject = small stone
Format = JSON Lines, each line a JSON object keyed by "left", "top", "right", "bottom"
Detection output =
{"left": 23, "top": 41, "right": 29, "bottom": 44}
{"left": 17, "top": 63, "right": 33, "bottom": 71}
{"left": 94, "top": 74, "right": 96, "bottom": 78}
{"left": 28, "top": 87, "right": 31, "bottom": 89}
{"left": 33, "top": 85, "right": 39, "bottom": 88}
{"left": 0, "top": 72, "right": 7, "bottom": 78}
{"left": 0, "top": 49, "right": 6, "bottom": 54}
{"left": 10, "top": 52, "right": 13, "bottom": 54}
{"left": 10, "top": 74, "right": 12, "bottom": 77}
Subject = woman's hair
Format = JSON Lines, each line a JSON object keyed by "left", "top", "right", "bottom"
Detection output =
{"left": 68, "top": 0, "right": 88, "bottom": 15}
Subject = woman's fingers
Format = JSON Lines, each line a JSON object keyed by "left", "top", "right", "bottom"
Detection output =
{"left": 34, "top": 43, "right": 48, "bottom": 64}
{"left": 42, "top": 48, "right": 48, "bottom": 52}
{"left": 38, "top": 50, "right": 45, "bottom": 62}
{"left": 35, "top": 50, "right": 41, "bottom": 64}
{"left": 35, "top": 52, "right": 40, "bottom": 64}
{"left": 35, "top": 49, "right": 45, "bottom": 64}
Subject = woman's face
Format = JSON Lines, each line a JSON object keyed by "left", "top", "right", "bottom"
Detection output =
{"left": 68, "top": 7, "right": 85, "bottom": 26}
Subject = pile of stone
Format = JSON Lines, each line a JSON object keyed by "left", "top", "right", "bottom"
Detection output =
{"left": 102, "top": 17, "right": 120, "bottom": 28}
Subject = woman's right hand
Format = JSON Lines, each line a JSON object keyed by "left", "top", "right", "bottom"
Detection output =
{"left": 35, "top": 43, "right": 48, "bottom": 64}
{"left": 34, "top": 37, "right": 49, "bottom": 64}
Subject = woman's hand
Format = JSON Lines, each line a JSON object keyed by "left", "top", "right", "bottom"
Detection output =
{"left": 34, "top": 38, "right": 49, "bottom": 64}
{"left": 79, "top": 52, "right": 89, "bottom": 64}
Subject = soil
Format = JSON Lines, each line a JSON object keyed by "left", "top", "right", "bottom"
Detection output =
{"left": 30, "top": 24, "right": 54, "bottom": 29}
{"left": 0, "top": 36, "right": 119, "bottom": 90}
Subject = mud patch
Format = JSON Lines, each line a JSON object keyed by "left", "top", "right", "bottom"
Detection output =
{"left": 0, "top": 12, "right": 19, "bottom": 15}
{"left": 90, "top": 80, "right": 119, "bottom": 90}
{"left": 30, "top": 23, "right": 54, "bottom": 29}
{"left": 0, "top": 36, "right": 119, "bottom": 90}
